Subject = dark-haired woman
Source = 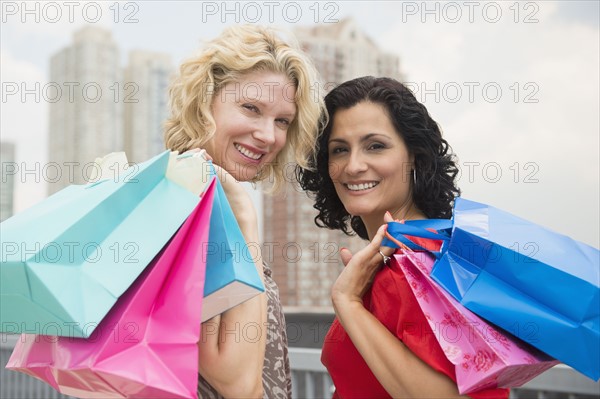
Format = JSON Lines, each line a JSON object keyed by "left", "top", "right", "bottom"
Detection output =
{"left": 297, "top": 76, "right": 508, "bottom": 398}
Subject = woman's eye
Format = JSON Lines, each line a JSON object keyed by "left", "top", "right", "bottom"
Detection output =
{"left": 368, "top": 142, "right": 386, "bottom": 151}
{"left": 330, "top": 147, "right": 347, "bottom": 155}
{"left": 242, "top": 104, "right": 259, "bottom": 113}
{"left": 276, "top": 118, "right": 290, "bottom": 128}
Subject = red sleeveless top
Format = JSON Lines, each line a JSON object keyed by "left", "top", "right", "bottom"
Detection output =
{"left": 321, "top": 237, "right": 509, "bottom": 399}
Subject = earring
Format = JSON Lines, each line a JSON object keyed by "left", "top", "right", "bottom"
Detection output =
{"left": 412, "top": 169, "right": 417, "bottom": 186}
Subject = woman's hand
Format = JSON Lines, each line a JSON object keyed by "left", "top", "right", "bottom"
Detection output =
{"left": 211, "top": 163, "right": 258, "bottom": 234}
{"left": 331, "top": 212, "right": 395, "bottom": 311}
{"left": 330, "top": 212, "right": 466, "bottom": 398}
{"left": 179, "top": 148, "right": 256, "bottom": 229}
{"left": 193, "top": 151, "right": 267, "bottom": 398}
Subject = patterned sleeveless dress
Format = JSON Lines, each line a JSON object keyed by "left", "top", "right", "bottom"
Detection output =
{"left": 197, "top": 263, "right": 292, "bottom": 398}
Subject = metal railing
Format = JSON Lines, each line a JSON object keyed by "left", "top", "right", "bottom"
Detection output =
{"left": 290, "top": 348, "right": 334, "bottom": 398}
{"left": 1, "top": 335, "right": 73, "bottom": 399}
{"left": 2, "top": 336, "right": 599, "bottom": 399}
{"left": 289, "top": 348, "right": 600, "bottom": 399}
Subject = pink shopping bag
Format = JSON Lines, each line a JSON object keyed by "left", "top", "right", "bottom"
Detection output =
{"left": 393, "top": 250, "right": 559, "bottom": 394}
{"left": 6, "top": 179, "right": 217, "bottom": 399}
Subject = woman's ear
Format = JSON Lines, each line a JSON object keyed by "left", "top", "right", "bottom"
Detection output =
{"left": 405, "top": 154, "right": 415, "bottom": 179}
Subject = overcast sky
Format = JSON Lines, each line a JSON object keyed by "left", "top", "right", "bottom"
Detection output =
{"left": 1, "top": 1, "right": 599, "bottom": 247}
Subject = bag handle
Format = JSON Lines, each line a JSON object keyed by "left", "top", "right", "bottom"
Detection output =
{"left": 403, "top": 219, "right": 453, "bottom": 232}
{"left": 382, "top": 219, "right": 451, "bottom": 258}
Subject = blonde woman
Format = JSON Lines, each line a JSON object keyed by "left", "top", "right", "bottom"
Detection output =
{"left": 164, "top": 25, "right": 325, "bottom": 398}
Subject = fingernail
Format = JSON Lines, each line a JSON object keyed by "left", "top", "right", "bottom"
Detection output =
{"left": 385, "top": 211, "right": 392, "bottom": 218}
{"left": 340, "top": 247, "right": 347, "bottom": 252}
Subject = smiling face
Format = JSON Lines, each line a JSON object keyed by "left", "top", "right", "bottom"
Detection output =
{"left": 204, "top": 70, "right": 297, "bottom": 182}
{"left": 328, "top": 101, "right": 415, "bottom": 224}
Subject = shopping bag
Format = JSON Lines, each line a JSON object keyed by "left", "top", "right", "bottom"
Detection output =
{"left": 6, "top": 179, "right": 217, "bottom": 399}
{"left": 383, "top": 197, "right": 600, "bottom": 380}
{"left": 392, "top": 250, "right": 558, "bottom": 394}
{"left": 159, "top": 150, "right": 264, "bottom": 322}
{"left": 0, "top": 150, "right": 200, "bottom": 337}
{"left": 166, "top": 150, "right": 212, "bottom": 196}
{"left": 201, "top": 168, "right": 264, "bottom": 322}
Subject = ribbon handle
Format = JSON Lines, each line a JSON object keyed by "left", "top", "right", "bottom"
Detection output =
{"left": 382, "top": 219, "right": 452, "bottom": 259}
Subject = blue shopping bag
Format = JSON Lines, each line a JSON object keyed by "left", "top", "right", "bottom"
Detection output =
{"left": 0, "top": 151, "right": 200, "bottom": 338}
{"left": 201, "top": 165, "right": 264, "bottom": 322}
{"left": 383, "top": 197, "right": 600, "bottom": 381}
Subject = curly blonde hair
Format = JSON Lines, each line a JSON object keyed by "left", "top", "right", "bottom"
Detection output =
{"left": 164, "top": 25, "right": 326, "bottom": 192}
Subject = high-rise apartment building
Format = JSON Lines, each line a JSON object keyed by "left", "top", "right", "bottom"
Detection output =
{"left": 48, "top": 27, "right": 173, "bottom": 193}
{"left": 263, "top": 18, "right": 402, "bottom": 307}
{"left": 48, "top": 26, "right": 122, "bottom": 194}
{"left": 263, "top": 183, "right": 367, "bottom": 307}
{"left": 123, "top": 50, "right": 173, "bottom": 164}
{"left": 294, "top": 18, "right": 402, "bottom": 89}
{"left": 0, "top": 142, "right": 16, "bottom": 222}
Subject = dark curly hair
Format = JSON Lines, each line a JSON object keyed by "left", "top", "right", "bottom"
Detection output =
{"left": 296, "top": 76, "right": 460, "bottom": 240}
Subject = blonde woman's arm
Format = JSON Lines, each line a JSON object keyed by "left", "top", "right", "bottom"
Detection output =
{"left": 197, "top": 165, "right": 267, "bottom": 399}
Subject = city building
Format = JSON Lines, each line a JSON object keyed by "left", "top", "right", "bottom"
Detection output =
{"left": 48, "top": 27, "right": 173, "bottom": 193}
{"left": 123, "top": 50, "right": 174, "bottom": 164}
{"left": 294, "top": 17, "right": 403, "bottom": 91}
{"left": 263, "top": 18, "right": 403, "bottom": 307}
{"left": 0, "top": 142, "right": 16, "bottom": 222}
{"left": 48, "top": 26, "right": 122, "bottom": 194}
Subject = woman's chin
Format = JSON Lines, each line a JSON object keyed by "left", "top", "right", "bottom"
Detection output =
{"left": 345, "top": 206, "right": 378, "bottom": 220}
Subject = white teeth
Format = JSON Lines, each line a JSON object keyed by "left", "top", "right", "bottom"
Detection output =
{"left": 235, "top": 144, "right": 262, "bottom": 160}
{"left": 346, "top": 182, "right": 378, "bottom": 191}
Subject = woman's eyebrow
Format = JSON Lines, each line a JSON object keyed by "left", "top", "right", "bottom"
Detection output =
{"left": 328, "top": 138, "right": 347, "bottom": 145}
{"left": 361, "top": 133, "right": 390, "bottom": 142}
{"left": 240, "top": 97, "right": 297, "bottom": 117}
{"left": 329, "top": 133, "right": 390, "bottom": 145}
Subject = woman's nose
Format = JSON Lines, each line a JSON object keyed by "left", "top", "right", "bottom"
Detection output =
{"left": 252, "top": 119, "right": 276, "bottom": 146}
{"left": 344, "top": 151, "right": 368, "bottom": 175}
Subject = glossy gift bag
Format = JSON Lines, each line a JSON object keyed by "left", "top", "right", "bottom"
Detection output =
{"left": 166, "top": 151, "right": 265, "bottom": 322}
{"left": 393, "top": 250, "right": 558, "bottom": 394}
{"left": 385, "top": 197, "right": 600, "bottom": 380}
{"left": 0, "top": 151, "right": 200, "bottom": 337}
{"left": 201, "top": 176, "right": 264, "bottom": 321}
{"left": 6, "top": 179, "right": 217, "bottom": 399}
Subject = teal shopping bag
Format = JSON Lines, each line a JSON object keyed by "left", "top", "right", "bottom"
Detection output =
{"left": 201, "top": 167, "right": 264, "bottom": 322}
{"left": 0, "top": 151, "right": 200, "bottom": 338}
